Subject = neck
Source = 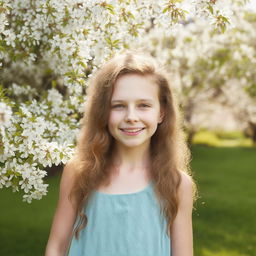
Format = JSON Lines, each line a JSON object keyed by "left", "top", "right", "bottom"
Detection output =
{"left": 111, "top": 142, "right": 151, "bottom": 174}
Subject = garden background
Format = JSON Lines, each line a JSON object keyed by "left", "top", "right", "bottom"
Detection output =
{"left": 0, "top": 1, "right": 256, "bottom": 255}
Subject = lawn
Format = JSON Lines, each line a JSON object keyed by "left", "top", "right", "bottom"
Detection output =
{"left": 0, "top": 145, "right": 255, "bottom": 256}
{"left": 0, "top": 174, "right": 60, "bottom": 256}
{"left": 192, "top": 146, "right": 256, "bottom": 256}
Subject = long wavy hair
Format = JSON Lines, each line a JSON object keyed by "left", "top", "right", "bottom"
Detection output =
{"left": 69, "top": 50, "right": 195, "bottom": 239}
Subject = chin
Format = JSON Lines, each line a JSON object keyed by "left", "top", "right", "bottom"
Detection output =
{"left": 117, "top": 140, "right": 149, "bottom": 149}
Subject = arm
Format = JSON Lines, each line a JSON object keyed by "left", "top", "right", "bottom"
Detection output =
{"left": 171, "top": 172, "right": 194, "bottom": 256}
{"left": 45, "top": 161, "right": 78, "bottom": 256}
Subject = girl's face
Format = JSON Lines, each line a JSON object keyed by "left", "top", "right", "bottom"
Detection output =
{"left": 108, "top": 73, "right": 164, "bottom": 150}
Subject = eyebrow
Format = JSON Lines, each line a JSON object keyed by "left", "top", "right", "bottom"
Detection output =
{"left": 111, "top": 99, "right": 154, "bottom": 103}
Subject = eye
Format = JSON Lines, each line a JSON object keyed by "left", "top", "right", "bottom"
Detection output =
{"left": 112, "top": 104, "right": 125, "bottom": 108}
{"left": 139, "top": 104, "right": 151, "bottom": 108}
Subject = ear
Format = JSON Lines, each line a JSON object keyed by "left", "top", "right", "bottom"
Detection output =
{"left": 158, "top": 108, "right": 165, "bottom": 124}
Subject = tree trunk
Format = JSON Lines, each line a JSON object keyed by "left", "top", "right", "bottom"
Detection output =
{"left": 248, "top": 121, "right": 256, "bottom": 146}
{"left": 45, "top": 164, "right": 63, "bottom": 178}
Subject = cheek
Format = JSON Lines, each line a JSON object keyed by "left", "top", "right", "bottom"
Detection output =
{"left": 108, "top": 111, "right": 121, "bottom": 127}
{"left": 143, "top": 110, "right": 160, "bottom": 123}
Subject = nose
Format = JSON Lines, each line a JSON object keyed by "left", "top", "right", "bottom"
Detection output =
{"left": 125, "top": 106, "right": 139, "bottom": 122}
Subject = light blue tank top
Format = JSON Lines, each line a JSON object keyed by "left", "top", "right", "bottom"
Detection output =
{"left": 68, "top": 182, "right": 171, "bottom": 256}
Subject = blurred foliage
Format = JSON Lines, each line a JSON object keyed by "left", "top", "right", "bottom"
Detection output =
{"left": 193, "top": 130, "right": 253, "bottom": 147}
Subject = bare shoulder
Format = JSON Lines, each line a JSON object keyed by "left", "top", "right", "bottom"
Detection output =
{"left": 177, "top": 171, "right": 194, "bottom": 209}
{"left": 63, "top": 159, "right": 77, "bottom": 175}
{"left": 61, "top": 159, "right": 79, "bottom": 184}
{"left": 179, "top": 171, "right": 193, "bottom": 193}
{"left": 58, "top": 159, "right": 79, "bottom": 203}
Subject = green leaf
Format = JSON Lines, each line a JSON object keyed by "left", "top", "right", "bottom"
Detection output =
{"left": 208, "top": 5, "right": 214, "bottom": 15}
{"left": 51, "top": 80, "right": 57, "bottom": 88}
{"left": 163, "top": 6, "right": 170, "bottom": 14}
{"left": 106, "top": 4, "right": 115, "bottom": 15}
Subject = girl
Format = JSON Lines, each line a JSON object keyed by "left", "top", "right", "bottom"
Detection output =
{"left": 45, "top": 51, "right": 196, "bottom": 256}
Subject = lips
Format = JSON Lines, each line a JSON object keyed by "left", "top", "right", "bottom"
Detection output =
{"left": 119, "top": 128, "right": 145, "bottom": 132}
{"left": 119, "top": 127, "right": 146, "bottom": 136}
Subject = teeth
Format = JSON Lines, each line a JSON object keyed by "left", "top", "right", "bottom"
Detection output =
{"left": 122, "top": 128, "right": 144, "bottom": 132}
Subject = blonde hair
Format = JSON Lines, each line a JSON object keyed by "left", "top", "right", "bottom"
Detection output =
{"left": 69, "top": 50, "right": 195, "bottom": 239}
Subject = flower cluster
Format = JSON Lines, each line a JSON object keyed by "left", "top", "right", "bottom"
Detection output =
{"left": 0, "top": 87, "right": 78, "bottom": 202}
{"left": 0, "top": 0, "right": 235, "bottom": 202}
{"left": 131, "top": 0, "right": 256, "bottom": 134}
{"left": 193, "top": 0, "right": 235, "bottom": 32}
{"left": 0, "top": 101, "right": 12, "bottom": 127}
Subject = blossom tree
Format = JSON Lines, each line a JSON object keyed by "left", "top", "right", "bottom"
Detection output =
{"left": 0, "top": 0, "right": 237, "bottom": 202}
{"left": 133, "top": 0, "right": 256, "bottom": 144}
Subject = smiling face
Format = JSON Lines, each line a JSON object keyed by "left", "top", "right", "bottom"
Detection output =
{"left": 108, "top": 73, "right": 164, "bottom": 151}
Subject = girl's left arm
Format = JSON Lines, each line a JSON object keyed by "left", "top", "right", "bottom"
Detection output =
{"left": 171, "top": 172, "right": 194, "bottom": 256}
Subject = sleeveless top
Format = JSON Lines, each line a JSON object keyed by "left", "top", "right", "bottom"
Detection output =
{"left": 68, "top": 182, "right": 171, "bottom": 256}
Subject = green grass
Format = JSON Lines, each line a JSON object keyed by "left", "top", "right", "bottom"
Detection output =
{"left": 0, "top": 145, "right": 255, "bottom": 256}
{"left": 0, "top": 174, "right": 60, "bottom": 256}
{"left": 192, "top": 145, "right": 256, "bottom": 256}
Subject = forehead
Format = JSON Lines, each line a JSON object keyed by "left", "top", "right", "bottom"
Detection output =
{"left": 111, "top": 74, "right": 159, "bottom": 101}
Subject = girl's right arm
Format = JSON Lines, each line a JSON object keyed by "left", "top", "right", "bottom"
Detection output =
{"left": 45, "top": 161, "right": 77, "bottom": 256}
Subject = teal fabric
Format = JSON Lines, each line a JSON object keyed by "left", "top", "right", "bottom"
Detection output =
{"left": 68, "top": 182, "right": 171, "bottom": 256}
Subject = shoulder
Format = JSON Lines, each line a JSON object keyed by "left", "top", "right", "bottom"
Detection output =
{"left": 179, "top": 171, "right": 193, "bottom": 192}
{"left": 59, "top": 159, "right": 79, "bottom": 196}
{"left": 61, "top": 161, "right": 73, "bottom": 183}
{"left": 62, "top": 158, "right": 79, "bottom": 180}
{"left": 177, "top": 171, "right": 194, "bottom": 210}
{"left": 56, "top": 159, "right": 81, "bottom": 212}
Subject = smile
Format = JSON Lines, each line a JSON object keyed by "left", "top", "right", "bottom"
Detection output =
{"left": 119, "top": 127, "right": 145, "bottom": 135}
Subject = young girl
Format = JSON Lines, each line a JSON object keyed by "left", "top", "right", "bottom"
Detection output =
{"left": 45, "top": 51, "right": 195, "bottom": 256}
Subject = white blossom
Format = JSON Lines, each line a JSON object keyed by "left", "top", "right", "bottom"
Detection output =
{"left": 0, "top": 102, "right": 12, "bottom": 127}
{"left": 0, "top": 0, "right": 243, "bottom": 202}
